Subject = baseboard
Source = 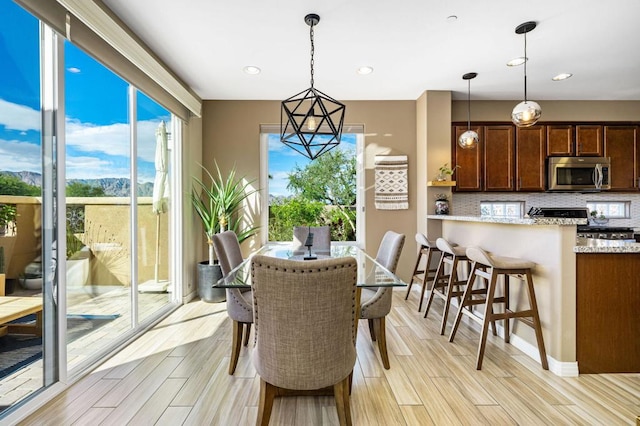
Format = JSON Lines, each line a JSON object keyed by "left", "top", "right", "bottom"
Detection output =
{"left": 507, "top": 332, "right": 579, "bottom": 377}
{"left": 183, "top": 289, "right": 197, "bottom": 304}
{"left": 403, "top": 287, "right": 580, "bottom": 377}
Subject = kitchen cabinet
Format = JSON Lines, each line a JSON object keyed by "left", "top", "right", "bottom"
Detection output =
{"left": 453, "top": 125, "right": 483, "bottom": 191}
{"left": 453, "top": 125, "right": 514, "bottom": 192}
{"left": 576, "top": 125, "right": 603, "bottom": 156}
{"left": 604, "top": 125, "right": 638, "bottom": 190}
{"left": 484, "top": 125, "right": 515, "bottom": 191}
{"left": 547, "top": 124, "right": 603, "bottom": 156}
{"left": 453, "top": 122, "right": 639, "bottom": 193}
{"left": 515, "top": 125, "right": 546, "bottom": 191}
{"left": 577, "top": 253, "right": 640, "bottom": 373}
{"left": 547, "top": 125, "right": 574, "bottom": 156}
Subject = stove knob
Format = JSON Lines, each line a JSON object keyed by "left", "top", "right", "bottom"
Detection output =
{"left": 598, "top": 233, "right": 607, "bottom": 239}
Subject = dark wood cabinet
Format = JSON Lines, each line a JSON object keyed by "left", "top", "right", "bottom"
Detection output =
{"left": 484, "top": 126, "right": 515, "bottom": 191}
{"left": 453, "top": 126, "right": 483, "bottom": 191}
{"left": 577, "top": 253, "right": 640, "bottom": 373}
{"left": 547, "top": 125, "right": 574, "bottom": 156}
{"left": 516, "top": 126, "right": 546, "bottom": 191}
{"left": 576, "top": 125, "right": 603, "bottom": 156}
{"left": 547, "top": 124, "right": 603, "bottom": 156}
{"left": 604, "top": 125, "right": 638, "bottom": 190}
{"left": 453, "top": 122, "right": 639, "bottom": 193}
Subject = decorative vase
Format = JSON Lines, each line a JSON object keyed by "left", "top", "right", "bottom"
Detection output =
{"left": 435, "top": 200, "right": 449, "bottom": 215}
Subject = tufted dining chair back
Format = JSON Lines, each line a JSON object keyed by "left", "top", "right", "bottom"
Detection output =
{"left": 251, "top": 255, "right": 357, "bottom": 425}
{"left": 292, "top": 225, "right": 331, "bottom": 255}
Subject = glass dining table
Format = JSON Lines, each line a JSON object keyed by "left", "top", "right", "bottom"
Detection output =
{"left": 214, "top": 243, "right": 406, "bottom": 289}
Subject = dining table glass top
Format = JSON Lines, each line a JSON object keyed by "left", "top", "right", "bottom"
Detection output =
{"left": 214, "top": 243, "right": 406, "bottom": 289}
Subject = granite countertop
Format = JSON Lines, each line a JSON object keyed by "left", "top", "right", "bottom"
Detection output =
{"left": 426, "top": 214, "right": 588, "bottom": 226}
{"left": 574, "top": 238, "right": 640, "bottom": 253}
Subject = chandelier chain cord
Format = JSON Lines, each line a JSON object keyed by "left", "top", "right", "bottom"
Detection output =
{"left": 310, "top": 23, "right": 315, "bottom": 88}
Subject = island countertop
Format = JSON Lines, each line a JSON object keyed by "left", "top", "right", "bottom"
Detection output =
{"left": 426, "top": 214, "right": 587, "bottom": 226}
{"left": 574, "top": 238, "right": 640, "bottom": 253}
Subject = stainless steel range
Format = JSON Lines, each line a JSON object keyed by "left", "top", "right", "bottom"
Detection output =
{"left": 576, "top": 225, "right": 635, "bottom": 240}
{"left": 528, "top": 207, "right": 635, "bottom": 240}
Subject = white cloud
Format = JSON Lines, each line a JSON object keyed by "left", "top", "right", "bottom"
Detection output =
{"left": 65, "top": 117, "right": 165, "bottom": 164}
{"left": 0, "top": 98, "right": 40, "bottom": 131}
{"left": 0, "top": 138, "right": 41, "bottom": 172}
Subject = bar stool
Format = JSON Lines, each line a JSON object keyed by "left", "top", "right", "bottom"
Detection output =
{"left": 423, "top": 238, "right": 470, "bottom": 335}
{"left": 404, "top": 233, "right": 442, "bottom": 312}
{"left": 448, "top": 246, "right": 548, "bottom": 370}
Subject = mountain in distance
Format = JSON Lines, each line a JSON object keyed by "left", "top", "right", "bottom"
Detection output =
{"left": 1, "top": 171, "right": 154, "bottom": 197}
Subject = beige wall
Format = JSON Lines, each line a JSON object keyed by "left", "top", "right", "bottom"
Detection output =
{"left": 417, "top": 91, "right": 453, "bottom": 243}
{"left": 452, "top": 100, "right": 640, "bottom": 122}
{"left": 202, "top": 100, "right": 418, "bottom": 282}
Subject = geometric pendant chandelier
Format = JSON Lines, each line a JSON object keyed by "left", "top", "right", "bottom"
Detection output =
{"left": 511, "top": 21, "right": 542, "bottom": 127}
{"left": 458, "top": 72, "right": 479, "bottom": 149}
{"left": 281, "top": 13, "right": 346, "bottom": 160}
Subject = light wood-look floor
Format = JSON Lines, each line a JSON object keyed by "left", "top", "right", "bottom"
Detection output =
{"left": 21, "top": 288, "right": 640, "bottom": 425}
{"left": 0, "top": 288, "right": 169, "bottom": 409}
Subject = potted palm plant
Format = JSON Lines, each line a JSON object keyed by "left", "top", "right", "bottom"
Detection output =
{"left": 191, "top": 162, "right": 259, "bottom": 302}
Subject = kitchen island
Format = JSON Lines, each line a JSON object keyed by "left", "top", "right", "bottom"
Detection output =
{"left": 574, "top": 238, "right": 640, "bottom": 374}
{"left": 427, "top": 214, "right": 640, "bottom": 375}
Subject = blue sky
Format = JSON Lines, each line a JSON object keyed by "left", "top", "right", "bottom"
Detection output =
{"left": 0, "top": 1, "right": 169, "bottom": 184}
{"left": 0, "top": 1, "right": 354, "bottom": 192}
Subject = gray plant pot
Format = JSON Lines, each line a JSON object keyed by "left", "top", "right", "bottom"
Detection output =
{"left": 197, "top": 261, "right": 226, "bottom": 303}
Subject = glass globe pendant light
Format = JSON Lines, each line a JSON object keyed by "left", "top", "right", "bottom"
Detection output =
{"left": 511, "top": 21, "right": 541, "bottom": 127}
{"left": 458, "top": 72, "right": 478, "bottom": 149}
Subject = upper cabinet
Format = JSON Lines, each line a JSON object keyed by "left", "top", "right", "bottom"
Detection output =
{"left": 453, "top": 122, "right": 638, "bottom": 193}
{"left": 516, "top": 126, "right": 546, "bottom": 191}
{"left": 484, "top": 126, "right": 515, "bottom": 191}
{"left": 453, "top": 125, "right": 518, "bottom": 192}
{"left": 453, "top": 125, "right": 483, "bottom": 191}
{"left": 546, "top": 124, "right": 603, "bottom": 156}
{"left": 604, "top": 126, "right": 638, "bottom": 190}
{"left": 547, "top": 125, "right": 574, "bottom": 156}
{"left": 576, "top": 125, "right": 603, "bottom": 156}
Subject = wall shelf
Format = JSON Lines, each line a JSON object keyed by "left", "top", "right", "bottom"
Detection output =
{"left": 427, "top": 180, "right": 456, "bottom": 187}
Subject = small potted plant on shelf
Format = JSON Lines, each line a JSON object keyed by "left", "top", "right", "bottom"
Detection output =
{"left": 434, "top": 193, "right": 450, "bottom": 215}
{"left": 436, "top": 163, "right": 460, "bottom": 181}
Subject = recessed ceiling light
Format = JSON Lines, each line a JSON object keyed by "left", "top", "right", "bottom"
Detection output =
{"left": 243, "top": 66, "right": 261, "bottom": 75}
{"left": 357, "top": 66, "right": 374, "bottom": 75}
{"left": 446, "top": 15, "right": 458, "bottom": 23}
{"left": 552, "top": 73, "right": 573, "bottom": 81}
{"left": 507, "top": 57, "right": 527, "bottom": 67}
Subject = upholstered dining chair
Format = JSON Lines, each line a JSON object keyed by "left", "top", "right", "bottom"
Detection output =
{"left": 359, "top": 230, "right": 405, "bottom": 369}
{"left": 292, "top": 225, "right": 331, "bottom": 255}
{"left": 211, "top": 230, "right": 253, "bottom": 375}
{"left": 251, "top": 255, "right": 358, "bottom": 426}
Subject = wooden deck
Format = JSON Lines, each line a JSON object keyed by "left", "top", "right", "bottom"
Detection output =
{"left": 18, "top": 287, "right": 640, "bottom": 425}
{"left": 0, "top": 287, "right": 169, "bottom": 411}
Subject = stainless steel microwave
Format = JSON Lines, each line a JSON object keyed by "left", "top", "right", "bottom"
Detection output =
{"left": 547, "top": 157, "right": 610, "bottom": 191}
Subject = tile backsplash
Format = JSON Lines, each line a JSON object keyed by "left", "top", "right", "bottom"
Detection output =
{"left": 451, "top": 192, "right": 640, "bottom": 230}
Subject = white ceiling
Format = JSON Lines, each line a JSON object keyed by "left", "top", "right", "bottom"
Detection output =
{"left": 102, "top": 0, "right": 640, "bottom": 102}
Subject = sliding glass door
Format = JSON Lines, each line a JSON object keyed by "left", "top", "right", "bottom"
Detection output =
{"left": 0, "top": 2, "right": 179, "bottom": 417}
